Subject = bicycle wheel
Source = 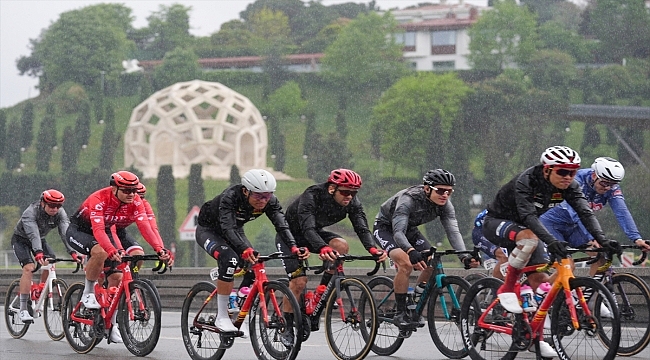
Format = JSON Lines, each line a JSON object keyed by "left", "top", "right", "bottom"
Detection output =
{"left": 602, "top": 273, "right": 650, "bottom": 356}
{"left": 250, "top": 280, "right": 303, "bottom": 360}
{"left": 365, "top": 276, "right": 403, "bottom": 356}
{"left": 4, "top": 279, "right": 30, "bottom": 338}
{"left": 428, "top": 275, "right": 472, "bottom": 359}
{"left": 118, "top": 279, "right": 162, "bottom": 356}
{"left": 460, "top": 277, "right": 517, "bottom": 360}
{"left": 44, "top": 278, "right": 68, "bottom": 340}
{"left": 138, "top": 277, "right": 162, "bottom": 309}
{"left": 464, "top": 272, "right": 487, "bottom": 286}
{"left": 550, "top": 276, "right": 620, "bottom": 360}
{"left": 181, "top": 281, "right": 226, "bottom": 360}
{"left": 324, "top": 277, "right": 377, "bottom": 360}
{"left": 62, "top": 282, "right": 101, "bottom": 354}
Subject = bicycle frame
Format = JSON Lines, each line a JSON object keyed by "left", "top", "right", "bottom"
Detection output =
{"left": 32, "top": 263, "right": 61, "bottom": 316}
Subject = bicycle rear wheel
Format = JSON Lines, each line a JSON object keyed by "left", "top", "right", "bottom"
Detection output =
{"left": 365, "top": 276, "right": 403, "bottom": 356}
{"left": 181, "top": 281, "right": 226, "bottom": 360}
{"left": 250, "top": 280, "right": 302, "bottom": 360}
{"left": 428, "top": 275, "right": 472, "bottom": 359}
{"left": 4, "top": 279, "right": 30, "bottom": 338}
{"left": 62, "top": 282, "right": 101, "bottom": 354}
{"left": 459, "top": 277, "right": 517, "bottom": 360}
{"left": 324, "top": 277, "right": 377, "bottom": 360}
{"left": 44, "top": 278, "right": 68, "bottom": 340}
{"left": 550, "top": 276, "right": 620, "bottom": 360}
{"left": 119, "top": 279, "right": 162, "bottom": 356}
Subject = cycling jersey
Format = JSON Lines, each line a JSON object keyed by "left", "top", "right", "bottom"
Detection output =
{"left": 540, "top": 168, "right": 641, "bottom": 243}
{"left": 197, "top": 184, "right": 296, "bottom": 254}
{"left": 142, "top": 198, "right": 164, "bottom": 245}
{"left": 70, "top": 187, "right": 163, "bottom": 254}
{"left": 13, "top": 201, "right": 72, "bottom": 254}
{"left": 486, "top": 165, "right": 606, "bottom": 245}
{"left": 374, "top": 185, "right": 466, "bottom": 253}
{"left": 284, "top": 182, "right": 375, "bottom": 251}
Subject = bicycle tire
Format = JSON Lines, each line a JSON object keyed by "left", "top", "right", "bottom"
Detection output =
{"left": 324, "top": 277, "right": 377, "bottom": 360}
{"left": 551, "top": 276, "right": 620, "bottom": 360}
{"left": 459, "top": 277, "right": 517, "bottom": 360}
{"left": 181, "top": 281, "right": 226, "bottom": 360}
{"left": 428, "top": 275, "right": 472, "bottom": 359}
{"left": 464, "top": 272, "right": 487, "bottom": 286}
{"left": 365, "top": 276, "right": 404, "bottom": 356}
{"left": 44, "top": 278, "right": 68, "bottom": 340}
{"left": 250, "top": 280, "right": 303, "bottom": 360}
{"left": 62, "top": 282, "right": 101, "bottom": 354}
{"left": 602, "top": 272, "right": 650, "bottom": 356}
{"left": 119, "top": 279, "right": 162, "bottom": 356}
{"left": 138, "top": 277, "right": 162, "bottom": 309}
{"left": 4, "top": 279, "right": 30, "bottom": 338}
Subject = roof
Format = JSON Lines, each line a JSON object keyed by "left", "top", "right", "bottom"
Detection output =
{"left": 139, "top": 53, "right": 325, "bottom": 70}
{"left": 399, "top": 17, "right": 477, "bottom": 31}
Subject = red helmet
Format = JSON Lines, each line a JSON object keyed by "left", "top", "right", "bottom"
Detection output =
{"left": 41, "top": 189, "right": 65, "bottom": 204}
{"left": 110, "top": 171, "right": 139, "bottom": 188}
{"left": 328, "top": 169, "right": 362, "bottom": 189}
{"left": 136, "top": 183, "right": 147, "bottom": 196}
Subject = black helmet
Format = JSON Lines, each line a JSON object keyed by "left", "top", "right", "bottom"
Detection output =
{"left": 423, "top": 169, "right": 456, "bottom": 187}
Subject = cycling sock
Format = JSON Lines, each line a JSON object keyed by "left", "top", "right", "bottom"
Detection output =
{"left": 217, "top": 294, "right": 230, "bottom": 319}
{"left": 500, "top": 265, "right": 522, "bottom": 293}
{"left": 111, "top": 309, "right": 118, "bottom": 325}
{"left": 320, "top": 272, "right": 333, "bottom": 286}
{"left": 395, "top": 293, "right": 407, "bottom": 312}
{"left": 83, "top": 279, "right": 96, "bottom": 296}
{"left": 20, "top": 293, "right": 29, "bottom": 311}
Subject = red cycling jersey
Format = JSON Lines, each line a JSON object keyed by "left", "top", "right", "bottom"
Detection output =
{"left": 73, "top": 187, "right": 163, "bottom": 254}
{"left": 142, "top": 198, "right": 164, "bottom": 246}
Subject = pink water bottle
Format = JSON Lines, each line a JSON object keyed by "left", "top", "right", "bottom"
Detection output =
{"left": 237, "top": 286, "right": 251, "bottom": 307}
{"left": 534, "top": 282, "right": 551, "bottom": 305}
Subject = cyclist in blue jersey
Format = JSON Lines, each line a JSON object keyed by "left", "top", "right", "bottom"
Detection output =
{"left": 471, "top": 209, "right": 507, "bottom": 279}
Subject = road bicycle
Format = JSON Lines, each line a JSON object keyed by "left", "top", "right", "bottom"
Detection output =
{"left": 5, "top": 257, "right": 81, "bottom": 340}
{"left": 460, "top": 247, "right": 621, "bottom": 360}
{"left": 181, "top": 251, "right": 303, "bottom": 360}
{"left": 366, "top": 247, "right": 479, "bottom": 358}
{"left": 62, "top": 254, "right": 165, "bottom": 356}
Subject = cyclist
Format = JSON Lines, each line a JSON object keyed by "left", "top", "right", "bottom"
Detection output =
{"left": 11, "top": 189, "right": 77, "bottom": 322}
{"left": 276, "top": 169, "right": 387, "bottom": 336}
{"left": 540, "top": 156, "right": 650, "bottom": 276}
{"left": 373, "top": 169, "right": 479, "bottom": 329}
{"left": 482, "top": 146, "right": 619, "bottom": 357}
{"left": 471, "top": 209, "right": 507, "bottom": 280}
{"left": 66, "top": 171, "right": 171, "bottom": 343}
{"left": 132, "top": 183, "right": 174, "bottom": 267}
{"left": 195, "top": 169, "right": 309, "bottom": 333}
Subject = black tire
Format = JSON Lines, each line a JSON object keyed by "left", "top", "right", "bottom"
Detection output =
{"left": 181, "top": 281, "right": 226, "bottom": 360}
{"left": 324, "top": 277, "right": 377, "bottom": 360}
{"left": 427, "top": 275, "right": 472, "bottom": 359}
{"left": 44, "top": 278, "right": 68, "bottom": 340}
{"left": 4, "top": 279, "right": 30, "bottom": 338}
{"left": 550, "top": 276, "right": 620, "bottom": 360}
{"left": 464, "top": 272, "right": 487, "bottom": 286}
{"left": 365, "top": 276, "right": 403, "bottom": 356}
{"left": 119, "top": 279, "right": 162, "bottom": 356}
{"left": 138, "top": 277, "right": 162, "bottom": 309}
{"left": 250, "top": 280, "right": 303, "bottom": 360}
{"left": 62, "top": 282, "right": 101, "bottom": 354}
{"left": 459, "top": 277, "right": 517, "bottom": 360}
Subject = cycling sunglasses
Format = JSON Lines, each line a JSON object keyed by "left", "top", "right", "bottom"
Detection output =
{"left": 250, "top": 192, "right": 273, "bottom": 201}
{"left": 119, "top": 188, "right": 138, "bottom": 194}
{"left": 45, "top": 202, "right": 62, "bottom": 209}
{"left": 337, "top": 189, "right": 358, "bottom": 197}
{"left": 598, "top": 179, "right": 618, "bottom": 188}
{"left": 432, "top": 187, "right": 454, "bottom": 196}
{"left": 555, "top": 168, "right": 577, "bottom": 177}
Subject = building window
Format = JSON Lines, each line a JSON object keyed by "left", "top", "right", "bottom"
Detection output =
{"left": 433, "top": 61, "right": 455, "bottom": 71}
{"left": 395, "top": 31, "right": 416, "bottom": 52}
{"left": 431, "top": 30, "right": 456, "bottom": 55}
{"left": 409, "top": 62, "right": 417, "bottom": 70}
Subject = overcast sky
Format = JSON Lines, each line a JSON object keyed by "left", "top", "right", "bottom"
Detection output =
{"left": 0, "top": 0, "right": 488, "bottom": 109}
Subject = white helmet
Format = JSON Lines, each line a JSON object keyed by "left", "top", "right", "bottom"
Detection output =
{"left": 540, "top": 146, "right": 581, "bottom": 168}
{"left": 591, "top": 157, "right": 625, "bottom": 182}
{"left": 242, "top": 169, "right": 277, "bottom": 192}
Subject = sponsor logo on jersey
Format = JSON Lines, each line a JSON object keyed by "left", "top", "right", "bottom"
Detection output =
{"left": 551, "top": 193, "right": 563, "bottom": 201}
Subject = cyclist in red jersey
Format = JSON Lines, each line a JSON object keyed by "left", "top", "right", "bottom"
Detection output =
{"left": 66, "top": 171, "right": 171, "bottom": 343}
{"left": 133, "top": 182, "right": 174, "bottom": 266}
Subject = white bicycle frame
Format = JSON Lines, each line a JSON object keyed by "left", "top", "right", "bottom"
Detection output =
{"left": 8, "top": 263, "right": 62, "bottom": 320}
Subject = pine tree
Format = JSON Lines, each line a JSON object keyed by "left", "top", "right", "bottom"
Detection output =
{"left": 20, "top": 102, "right": 34, "bottom": 149}
{"left": 188, "top": 164, "right": 205, "bottom": 212}
{"left": 157, "top": 165, "right": 176, "bottom": 249}
{"left": 75, "top": 101, "right": 91, "bottom": 148}
{"left": 335, "top": 110, "right": 348, "bottom": 139}
{"left": 99, "top": 120, "right": 118, "bottom": 169}
{"left": 104, "top": 102, "right": 115, "bottom": 127}
{"left": 303, "top": 113, "right": 316, "bottom": 158}
{"left": 229, "top": 164, "right": 241, "bottom": 185}
{"left": 61, "top": 126, "right": 79, "bottom": 172}
{"left": 0, "top": 109, "right": 6, "bottom": 158}
{"left": 274, "top": 133, "right": 286, "bottom": 172}
{"left": 93, "top": 94, "right": 104, "bottom": 123}
{"left": 6, "top": 120, "right": 22, "bottom": 170}
{"left": 36, "top": 104, "right": 57, "bottom": 172}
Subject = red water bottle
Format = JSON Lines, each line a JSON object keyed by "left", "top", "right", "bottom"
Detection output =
{"left": 30, "top": 283, "right": 41, "bottom": 300}
{"left": 108, "top": 286, "right": 119, "bottom": 302}
{"left": 305, "top": 291, "right": 315, "bottom": 315}
{"left": 314, "top": 285, "right": 326, "bottom": 303}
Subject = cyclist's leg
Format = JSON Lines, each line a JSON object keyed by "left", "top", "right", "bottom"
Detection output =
{"left": 276, "top": 234, "right": 307, "bottom": 313}
{"left": 66, "top": 223, "right": 107, "bottom": 309}
{"left": 320, "top": 231, "right": 348, "bottom": 286}
{"left": 12, "top": 234, "right": 36, "bottom": 321}
{"left": 472, "top": 225, "right": 507, "bottom": 279}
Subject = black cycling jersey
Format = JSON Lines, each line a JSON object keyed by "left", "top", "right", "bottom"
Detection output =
{"left": 197, "top": 184, "right": 296, "bottom": 254}
{"left": 284, "top": 183, "right": 375, "bottom": 251}
{"left": 486, "top": 165, "right": 605, "bottom": 245}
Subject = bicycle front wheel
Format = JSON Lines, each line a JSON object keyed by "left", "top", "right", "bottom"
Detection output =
{"left": 365, "top": 276, "right": 403, "bottom": 356}
{"left": 551, "top": 276, "right": 620, "bottom": 360}
{"left": 324, "top": 277, "right": 377, "bottom": 360}
{"left": 4, "top": 279, "right": 30, "bottom": 338}
{"left": 44, "top": 278, "right": 68, "bottom": 340}
{"left": 428, "top": 275, "right": 472, "bottom": 359}
{"left": 62, "top": 282, "right": 101, "bottom": 354}
{"left": 181, "top": 281, "right": 226, "bottom": 360}
{"left": 118, "top": 279, "right": 162, "bottom": 356}
{"left": 250, "top": 280, "right": 303, "bottom": 360}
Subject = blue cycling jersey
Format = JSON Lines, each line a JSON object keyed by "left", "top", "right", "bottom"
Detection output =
{"left": 539, "top": 168, "right": 641, "bottom": 247}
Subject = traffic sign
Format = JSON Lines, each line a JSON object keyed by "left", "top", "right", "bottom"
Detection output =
{"left": 179, "top": 206, "right": 200, "bottom": 241}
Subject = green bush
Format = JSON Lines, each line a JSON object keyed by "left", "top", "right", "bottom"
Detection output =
{"left": 51, "top": 82, "right": 89, "bottom": 113}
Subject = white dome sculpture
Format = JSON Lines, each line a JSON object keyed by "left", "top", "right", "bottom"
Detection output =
{"left": 125, "top": 80, "right": 276, "bottom": 179}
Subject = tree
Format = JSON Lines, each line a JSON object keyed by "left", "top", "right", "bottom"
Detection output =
{"left": 99, "top": 120, "right": 119, "bottom": 169}
{"left": 188, "top": 164, "right": 205, "bottom": 211}
{"left": 335, "top": 110, "right": 347, "bottom": 139}
{"left": 274, "top": 133, "right": 286, "bottom": 172}
{"left": 5, "top": 120, "right": 22, "bottom": 170}
{"left": 75, "top": 101, "right": 92, "bottom": 148}
{"left": 104, "top": 102, "right": 115, "bottom": 127}
{"left": 307, "top": 132, "right": 352, "bottom": 182}
{"left": 468, "top": 0, "right": 538, "bottom": 72}
{"left": 229, "top": 164, "right": 241, "bottom": 186}
{"left": 266, "top": 81, "right": 306, "bottom": 119}
{"left": 524, "top": 49, "right": 576, "bottom": 96}
{"left": 142, "top": 4, "right": 193, "bottom": 59}
{"left": 303, "top": 111, "right": 317, "bottom": 157}
{"left": 157, "top": 165, "right": 177, "bottom": 248}
{"left": 153, "top": 47, "right": 199, "bottom": 90}
{"left": 0, "top": 110, "right": 6, "bottom": 158}
{"left": 93, "top": 94, "right": 104, "bottom": 123}
{"left": 588, "top": 0, "right": 650, "bottom": 62}
{"left": 20, "top": 102, "right": 34, "bottom": 149}
{"left": 538, "top": 21, "right": 594, "bottom": 63}
{"left": 61, "top": 126, "right": 79, "bottom": 172}
{"left": 36, "top": 103, "right": 57, "bottom": 172}
{"left": 322, "top": 12, "right": 408, "bottom": 109}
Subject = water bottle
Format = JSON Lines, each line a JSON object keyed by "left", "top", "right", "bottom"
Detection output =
{"left": 30, "top": 283, "right": 43, "bottom": 301}
{"left": 534, "top": 282, "right": 551, "bottom": 305}
{"left": 314, "top": 285, "right": 327, "bottom": 303}
{"left": 108, "top": 286, "right": 119, "bottom": 302}
{"left": 414, "top": 282, "right": 426, "bottom": 303}
{"left": 228, "top": 290, "right": 239, "bottom": 313}
{"left": 406, "top": 287, "right": 416, "bottom": 311}
{"left": 237, "top": 286, "right": 251, "bottom": 307}
{"left": 520, "top": 285, "right": 537, "bottom": 312}
{"left": 305, "top": 291, "right": 316, "bottom": 315}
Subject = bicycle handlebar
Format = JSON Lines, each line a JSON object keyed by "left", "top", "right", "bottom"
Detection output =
{"left": 32, "top": 257, "right": 82, "bottom": 274}
{"left": 120, "top": 254, "right": 170, "bottom": 274}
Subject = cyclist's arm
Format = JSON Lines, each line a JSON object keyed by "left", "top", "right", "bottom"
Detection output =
{"left": 608, "top": 189, "right": 643, "bottom": 242}
{"left": 265, "top": 197, "right": 298, "bottom": 248}
{"left": 514, "top": 172, "right": 559, "bottom": 245}
{"left": 143, "top": 199, "right": 165, "bottom": 245}
{"left": 89, "top": 208, "right": 118, "bottom": 254}
{"left": 133, "top": 201, "right": 163, "bottom": 252}
{"left": 295, "top": 190, "right": 329, "bottom": 250}
{"left": 19, "top": 205, "right": 44, "bottom": 253}
{"left": 348, "top": 200, "right": 376, "bottom": 251}
{"left": 56, "top": 208, "right": 75, "bottom": 254}
{"left": 218, "top": 195, "right": 253, "bottom": 254}
{"left": 439, "top": 200, "right": 467, "bottom": 255}
{"left": 565, "top": 183, "right": 606, "bottom": 244}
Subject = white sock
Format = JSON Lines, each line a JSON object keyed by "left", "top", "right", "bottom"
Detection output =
{"left": 84, "top": 279, "right": 96, "bottom": 296}
{"left": 217, "top": 294, "right": 230, "bottom": 319}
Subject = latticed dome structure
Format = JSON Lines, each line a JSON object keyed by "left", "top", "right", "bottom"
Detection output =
{"left": 124, "top": 80, "right": 273, "bottom": 179}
